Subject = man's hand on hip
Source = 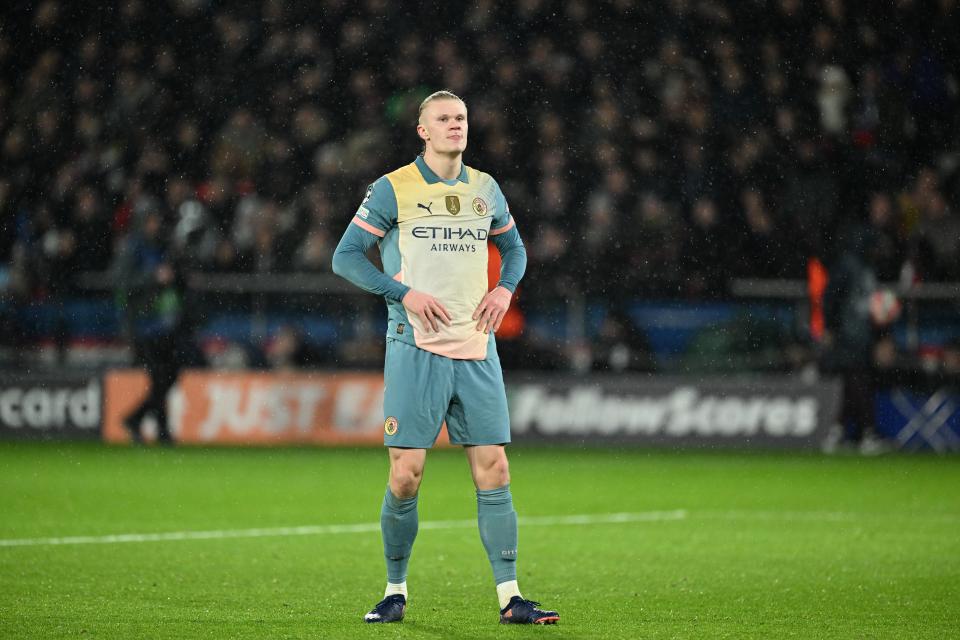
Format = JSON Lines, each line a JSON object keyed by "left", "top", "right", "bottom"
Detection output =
{"left": 473, "top": 286, "right": 513, "bottom": 334}
{"left": 402, "top": 289, "right": 452, "bottom": 333}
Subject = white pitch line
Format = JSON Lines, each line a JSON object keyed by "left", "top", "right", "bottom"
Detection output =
{"left": 0, "top": 510, "right": 688, "bottom": 549}
{"left": 696, "top": 509, "right": 960, "bottom": 524}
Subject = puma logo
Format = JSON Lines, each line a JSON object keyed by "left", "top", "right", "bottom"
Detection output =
{"left": 417, "top": 202, "right": 433, "bottom": 214}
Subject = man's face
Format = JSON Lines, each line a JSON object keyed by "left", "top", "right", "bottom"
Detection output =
{"left": 418, "top": 99, "right": 468, "bottom": 155}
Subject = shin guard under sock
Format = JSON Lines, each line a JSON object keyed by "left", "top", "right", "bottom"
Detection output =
{"left": 381, "top": 487, "right": 418, "bottom": 584}
{"left": 477, "top": 484, "right": 519, "bottom": 585}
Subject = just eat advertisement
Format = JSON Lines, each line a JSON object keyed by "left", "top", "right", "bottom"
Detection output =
{"left": 102, "top": 370, "right": 389, "bottom": 445}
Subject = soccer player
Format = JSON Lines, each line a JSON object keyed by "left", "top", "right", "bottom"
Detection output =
{"left": 331, "top": 90, "right": 559, "bottom": 626}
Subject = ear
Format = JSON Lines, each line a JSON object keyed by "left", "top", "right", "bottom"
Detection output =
{"left": 416, "top": 123, "right": 429, "bottom": 141}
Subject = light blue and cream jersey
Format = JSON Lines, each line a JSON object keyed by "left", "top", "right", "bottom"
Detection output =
{"left": 350, "top": 156, "right": 515, "bottom": 360}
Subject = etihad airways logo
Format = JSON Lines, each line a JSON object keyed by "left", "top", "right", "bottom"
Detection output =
{"left": 411, "top": 226, "right": 488, "bottom": 241}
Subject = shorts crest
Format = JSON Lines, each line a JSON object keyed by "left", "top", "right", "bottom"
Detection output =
{"left": 384, "top": 416, "right": 399, "bottom": 436}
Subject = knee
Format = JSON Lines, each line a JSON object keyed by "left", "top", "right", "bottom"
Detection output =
{"left": 477, "top": 454, "right": 510, "bottom": 489}
{"left": 389, "top": 463, "right": 423, "bottom": 498}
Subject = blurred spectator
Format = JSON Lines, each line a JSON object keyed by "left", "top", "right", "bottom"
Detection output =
{"left": 864, "top": 192, "right": 906, "bottom": 282}
{"left": 682, "top": 197, "right": 727, "bottom": 298}
{"left": 734, "top": 188, "right": 792, "bottom": 278}
{"left": 171, "top": 199, "right": 222, "bottom": 270}
{"left": 817, "top": 65, "right": 852, "bottom": 137}
{"left": 263, "top": 325, "right": 332, "bottom": 370}
{"left": 944, "top": 339, "right": 960, "bottom": 376}
{"left": 589, "top": 308, "right": 657, "bottom": 373}
{"left": 293, "top": 228, "right": 334, "bottom": 272}
{"left": 627, "top": 192, "right": 683, "bottom": 295}
{"left": 912, "top": 192, "right": 960, "bottom": 281}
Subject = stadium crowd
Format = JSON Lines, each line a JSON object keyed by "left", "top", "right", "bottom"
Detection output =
{"left": 1, "top": 0, "right": 959, "bottom": 361}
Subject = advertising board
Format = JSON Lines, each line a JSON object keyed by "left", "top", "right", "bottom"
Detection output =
{"left": 0, "top": 373, "right": 101, "bottom": 440}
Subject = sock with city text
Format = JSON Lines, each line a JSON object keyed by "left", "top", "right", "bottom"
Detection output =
{"left": 477, "top": 484, "right": 519, "bottom": 594}
{"left": 381, "top": 487, "right": 418, "bottom": 585}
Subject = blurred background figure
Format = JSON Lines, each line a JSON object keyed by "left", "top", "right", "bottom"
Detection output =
{"left": 820, "top": 223, "right": 898, "bottom": 455}
{"left": 587, "top": 308, "right": 657, "bottom": 374}
{"left": 263, "top": 324, "right": 332, "bottom": 370}
{"left": 113, "top": 210, "right": 200, "bottom": 444}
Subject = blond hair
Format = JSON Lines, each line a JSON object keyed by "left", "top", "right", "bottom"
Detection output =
{"left": 417, "top": 90, "right": 466, "bottom": 124}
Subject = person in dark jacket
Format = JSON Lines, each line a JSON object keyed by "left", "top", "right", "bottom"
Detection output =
{"left": 114, "top": 210, "right": 198, "bottom": 444}
{"left": 821, "top": 224, "right": 892, "bottom": 454}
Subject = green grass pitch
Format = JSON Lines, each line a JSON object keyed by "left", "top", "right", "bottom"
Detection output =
{"left": 1, "top": 442, "right": 958, "bottom": 639}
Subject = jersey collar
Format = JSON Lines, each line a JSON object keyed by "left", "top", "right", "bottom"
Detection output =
{"left": 414, "top": 155, "right": 470, "bottom": 185}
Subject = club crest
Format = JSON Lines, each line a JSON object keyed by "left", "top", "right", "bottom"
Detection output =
{"left": 384, "top": 417, "right": 399, "bottom": 436}
{"left": 472, "top": 197, "right": 488, "bottom": 216}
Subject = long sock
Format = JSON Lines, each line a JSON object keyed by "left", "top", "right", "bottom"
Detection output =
{"left": 380, "top": 487, "right": 418, "bottom": 584}
{"left": 477, "top": 484, "right": 519, "bottom": 588}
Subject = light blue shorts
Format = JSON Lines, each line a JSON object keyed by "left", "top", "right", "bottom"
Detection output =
{"left": 382, "top": 338, "right": 511, "bottom": 448}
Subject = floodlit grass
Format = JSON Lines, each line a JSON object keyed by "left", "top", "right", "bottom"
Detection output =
{"left": 1, "top": 443, "right": 958, "bottom": 639}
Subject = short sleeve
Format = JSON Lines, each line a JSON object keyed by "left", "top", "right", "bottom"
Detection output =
{"left": 489, "top": 180, "right": 515, "bottom": 236}
{"left": 351, "top": 176, "right": 397, "bottom": 238}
